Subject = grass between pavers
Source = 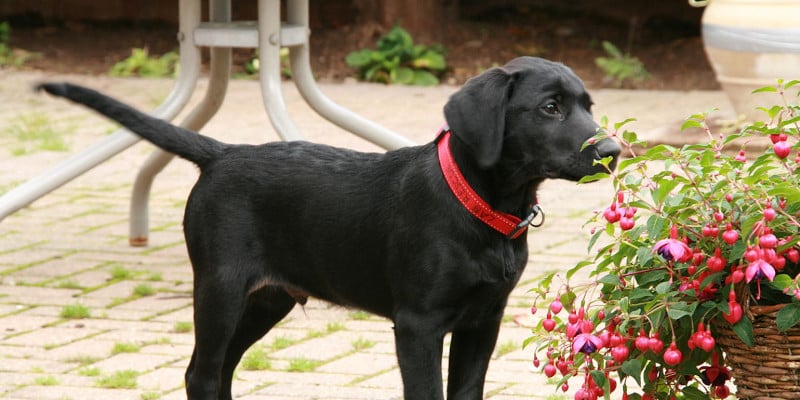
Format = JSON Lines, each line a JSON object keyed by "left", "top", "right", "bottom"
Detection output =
{"left": 4, "top": 112, "right": 72, "bottom": 156}
{"left": 0, "top": 248, "right": 79, "bottom": 277}
{"left": 96, "top": 369, "right": 139, "bottom": 389}
{"left": 236, "top": 319, "right": 393, "bottom": 377}
{"left": 494, "top": 339, "right": 518, "bottom": 358}
{"left": 173, "top": 321, "right": 193, "bottom": 333}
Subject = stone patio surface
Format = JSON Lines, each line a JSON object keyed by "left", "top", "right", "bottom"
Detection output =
{"left": 0, "top": 69, "right": 734, "bottom": 399}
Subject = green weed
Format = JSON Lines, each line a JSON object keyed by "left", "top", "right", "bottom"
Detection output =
{"left": 348, "top": 311, "right": 370, "bottom": 320}
{"left": 96, "top": 369, "right": 139, "bottom": 389}
{"left": 270, "top": 336, "right": 296, "bottom": 350}
{"left": 240, "top": 346, "right": 271, "bottom": 371}
{"left": 111, "top": 342, "right": 141, "bottom": 355}
{"left": 109, "top": 265, "right": 133, "bottom": 280}
{"left": 132, "top": 283, "right": 155, "bottom": 297}
{"left": 141, "top": 392, "right": 162, "bottom": 400}
{"left": 33, "top": 375, "right": 59, "bottom": 386}
{"left": 78, "top": 367, "right": 102, "bottom": 377}
{"left": 173, "top": 321, "right": 193, "bottom": 333}
{"left": 0, "top": 22, "right": 36, "bottom": 66}
{"left": 595, "top": 41, "right": 649, "bottom": 87}
{"left": 345, "top": 26, "right": 446, "bottom": 85}
{"left": 109, "top": 48, "right": 178, "bottom": 78}
{"left": 286, "top": 358, "right": 321, "bottom": 372}
{"left": 5, "top": 113, "right": 69, "bottom": 156}
{"left": 351, "top": 337, "right": 375, "bottom": 351}
{"left": 494, "top": 340, "right": 517, "bottom": 358}
{"left": 60, "top": 304, "right": 90, "bottom": 319}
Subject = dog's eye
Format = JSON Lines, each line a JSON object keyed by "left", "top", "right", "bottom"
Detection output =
{"left": 542, "top": 103, "right": 561, "bottom": 115}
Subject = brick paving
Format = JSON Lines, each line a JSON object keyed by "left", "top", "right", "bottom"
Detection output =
{"left": 0, "top": 69, "right": 732, "bottom": 399}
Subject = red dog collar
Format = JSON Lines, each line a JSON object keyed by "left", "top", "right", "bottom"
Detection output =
{"left": 436, "top": 127, "right": 543, "bottom": 239}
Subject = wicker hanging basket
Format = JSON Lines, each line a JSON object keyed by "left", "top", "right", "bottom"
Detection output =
{"left": 714, "top": 300, "right": 800, "bottom": 400}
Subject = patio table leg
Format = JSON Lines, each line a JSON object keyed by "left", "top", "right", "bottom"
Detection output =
{"left": 286, "top": 0, "right": 416, "bottom": 150}
{"left": 0, "top": 0, "right": 202, "bottom": 222}
{"left": 128, "top": 0, "right": 232, "bottom": 246}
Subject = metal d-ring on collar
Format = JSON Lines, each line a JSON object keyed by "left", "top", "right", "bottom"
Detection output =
{"left": 506, "top": 204, "right": 545, "bottom": 239}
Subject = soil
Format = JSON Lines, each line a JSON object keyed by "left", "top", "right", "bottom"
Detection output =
{"left": 4, "top": 6, "right": 718, "bottom": 91}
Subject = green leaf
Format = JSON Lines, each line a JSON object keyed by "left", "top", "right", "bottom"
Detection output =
{"left": 597, "top": 274, "right": 621, "bottom": 286}
{"left": 344, "top": 49, "right": 374, "bottom": 68}
{"left": 732, "top": 316, "right": 755, "bottom": 347}
{"left": 578, "top": 172, "right": 610, "bottom": 184}
{"left": 655, "top": 281, "right": 672, "bottom": 295}
{"left": 411, "top": 70, "right": 439, "bottom": 86}
{"left": 776, "top": 303, "right": 800, "bottom": 332}
{"left": 667, "top": 302, "right": 693, "bottom": 320}
{"left": 589, "top": 369, "right": 607, "bottom": 388}
{"left": 410, "top": 51, "right": 446, "bottom": 71}
{"left": 682, "top": 385, "right": 709, "bottom": 400}
{"left": 614, "top": 117, "right": 637, "bottom": 130}
{"left": 620, "top": 358, "right": 642, "bottom": 385}
{"left": 567, "top": 260, "right": 594, "bottom": 280}
{"left": 681, "top": 119, "right": 703, "bottom": 131}
{"left": 769, "top": 274, "right": 795, "bottom": 291}
{"left": 651, "top": 179, "right": 678, "bottom": 206}
{"left": 394, "top": 67, "right": 414, "bottom": 84}
{"left": 752, "top": 85, "right": 778, "bottom": 93}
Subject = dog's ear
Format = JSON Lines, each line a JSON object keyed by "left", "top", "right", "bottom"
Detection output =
{"left": 444, "top": 68, "right": 514, "bottom": 168}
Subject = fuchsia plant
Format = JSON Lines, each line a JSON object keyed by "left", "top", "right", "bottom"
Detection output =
{"left": 528, "top": 80, "right": 800, "bottom": 400}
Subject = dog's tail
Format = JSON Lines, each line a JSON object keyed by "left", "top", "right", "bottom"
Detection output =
{"left": 36, "top": 82, "right": 224, "bottom": 168}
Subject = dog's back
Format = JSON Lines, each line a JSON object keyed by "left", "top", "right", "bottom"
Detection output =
{"left": 38, "top": 82, "right": 443, "bottom": 315}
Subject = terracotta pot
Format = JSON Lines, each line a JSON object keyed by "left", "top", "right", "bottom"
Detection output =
{"left": 698, "top": 0, "right": 800, "bottom": 121}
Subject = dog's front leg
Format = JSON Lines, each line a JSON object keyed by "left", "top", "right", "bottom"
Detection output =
{"left": 394, "top": 312, "right": 447, "bottom": 400}
{"left": 445, "top": 319, "right": 502, "bottom": 399}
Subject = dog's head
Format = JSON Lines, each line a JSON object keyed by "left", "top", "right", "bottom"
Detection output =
{"left": 444, "top": 57, "right": 620, "bottom": 188}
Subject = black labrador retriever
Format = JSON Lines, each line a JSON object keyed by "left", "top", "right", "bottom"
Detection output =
{"left": 38, "top": 56, "right": 620, "bottom": 400}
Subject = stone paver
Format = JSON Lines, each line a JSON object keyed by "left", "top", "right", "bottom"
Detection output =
{"left": 0, "top": 68, "right": 735, "bottom": 399}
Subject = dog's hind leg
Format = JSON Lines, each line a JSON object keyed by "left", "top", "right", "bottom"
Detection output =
{"left": 445, "top": 320, "right": 503, "bottom": 399}
{"left": 184, "top": 276, "right": 250, "bottom": 399}
{"left": 218, "top": 287, "right": 296, "bottom": 399}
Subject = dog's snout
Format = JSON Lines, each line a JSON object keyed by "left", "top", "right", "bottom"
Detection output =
{"left": 595, "top": 138, "right": 621, "bottom": 159}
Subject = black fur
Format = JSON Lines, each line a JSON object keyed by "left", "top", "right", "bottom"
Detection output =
{"left": 38, "top": 56, "right": 620, "bottom": 400}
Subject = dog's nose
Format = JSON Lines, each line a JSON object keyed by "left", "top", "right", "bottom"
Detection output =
{"left": 596, "top": 138, "right": 621, "bottom": 160}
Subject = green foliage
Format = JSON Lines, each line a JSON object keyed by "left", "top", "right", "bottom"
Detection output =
{"left": 173, "top": 321, "right": 193, "bottom": 333}
{"left": 240, "top": 346, "right": 271, "bottom": 371}
{"left": 345, "top": 26, "right": 446, "bottom": 86}
{"left": 5, "top": 112, "right": 69, "bottom": 155}
{"left": 33, "top": 375, "right": 59, "bottom": 386}
{"left": 243, "top": 48, "right": 291, "bottom": 78}
{"left": 132, "top": 283, "right": 156, "bottom": 297}
{"left": 286, "top": 357, "right": 321, "bottom": 372}
{"left": 494, "top": 340, "right": 517, "bottom": 358}
{"left": 0, "top": 22, "right": 34, "bottom": 66}
{"left": 61, "top": 304, "right": 91, "bottom": 319}
{"left": 595, "top": 41, "right": 649, "bottom": 87}
{"left": 530, "top": 80, "right": 800, "bottom": 399}
{"left": 96, "top": 369, "right": 139, "bottom": 389}
{"left": 109, "top": 48, "right": 178, "bottom": 78}
{"left": 351, "top": 337, "right": 375, "bottom": 351}
{"left": 111, "top": 342, "right": 141, "bottom": 355}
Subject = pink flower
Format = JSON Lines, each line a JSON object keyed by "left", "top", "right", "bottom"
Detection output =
{"left": 572, "top": 333, "right": 604, "bottom": 354}
{"left": 654, "top": 239, "right": 692, "bottom": 263}
{"left": 745, "top": 259, "right": 776, "bottom": 282}
{"left": 653, "top": 226, "right": 692, "bottom": 263}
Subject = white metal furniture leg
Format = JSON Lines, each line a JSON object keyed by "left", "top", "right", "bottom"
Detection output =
{"left": 129, "top": 47, "right": 232, "bottom": 246}
{"left": 286, "top": 0, "right": 415, "bottom": 150}
{"left": 258, "top": 0, "right": 303, "bottom": 141}
{"left": 0, "top": 0, "right": 202, "bottom": 223}
{"left": 128, "top": 0, "right": 232, "bottom": 246}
